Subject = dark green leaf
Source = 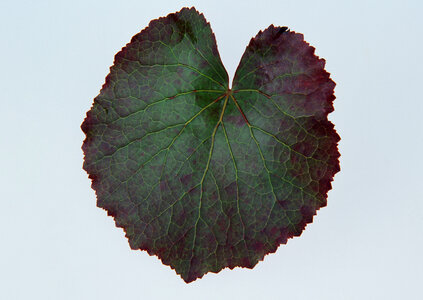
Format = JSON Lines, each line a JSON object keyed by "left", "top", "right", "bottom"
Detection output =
{"left": 81, "top": 7, "right": 340, "bottom": 283}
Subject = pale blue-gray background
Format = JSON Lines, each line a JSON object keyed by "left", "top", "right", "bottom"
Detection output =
{"left": 1, "top": 0, "right": 422, "bottom": 299}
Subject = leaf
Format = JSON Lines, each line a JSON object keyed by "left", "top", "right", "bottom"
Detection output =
{"left": 81, "top": 7, "right": 340, "bottom": 283}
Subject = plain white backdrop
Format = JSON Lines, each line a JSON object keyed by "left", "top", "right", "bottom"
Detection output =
{"left": 1, "top": 0, "right": 422, "bottom": 299}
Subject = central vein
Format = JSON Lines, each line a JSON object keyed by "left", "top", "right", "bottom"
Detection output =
{"left": 198, "top": 93, "right": 229, "bottom": 206}
{"left": 190, "top": 94, "right": 229, "bottom": 264}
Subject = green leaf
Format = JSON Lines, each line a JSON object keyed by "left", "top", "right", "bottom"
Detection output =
{"left": 81, "top": 7, "right": 340, "bottom": 283}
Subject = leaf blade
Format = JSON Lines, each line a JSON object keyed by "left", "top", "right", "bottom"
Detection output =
{"left": 82, "top": 9, "right": 340, "bottom": 283}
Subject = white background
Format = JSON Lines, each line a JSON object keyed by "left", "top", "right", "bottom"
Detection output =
{"left": 1, "top": 0, "right": 422, "bottom": 299}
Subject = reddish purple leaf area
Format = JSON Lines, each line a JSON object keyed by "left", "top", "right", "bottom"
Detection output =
{"left": 81, "top": 7, "right": 340, "bottom": 283}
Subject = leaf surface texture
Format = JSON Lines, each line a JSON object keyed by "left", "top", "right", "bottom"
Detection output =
{"left": 81, "top": 7, "right": 340, "bottom": 283}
